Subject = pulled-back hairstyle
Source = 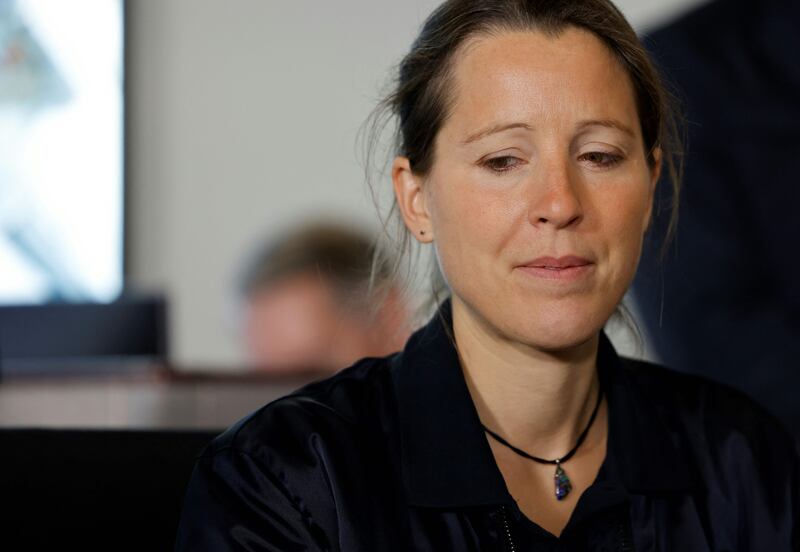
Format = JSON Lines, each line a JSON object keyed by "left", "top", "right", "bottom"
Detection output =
{"left": 364, "top": 0, "right": 683, "bottom": 316}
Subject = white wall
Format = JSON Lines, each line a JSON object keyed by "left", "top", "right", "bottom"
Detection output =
{"left": 127, "top": 0, "right": 707, "bottom": 369}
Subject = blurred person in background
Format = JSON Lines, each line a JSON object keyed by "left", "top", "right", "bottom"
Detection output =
{"left": 633, "top": 0, "right": 800, "bottom": 436}
{"left": 237, "top": 222, "right": 412, "bottom": 373}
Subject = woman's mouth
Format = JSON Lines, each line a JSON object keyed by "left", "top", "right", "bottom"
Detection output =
{"left": 516, "top": 256, "right": 595, "bottom": 281}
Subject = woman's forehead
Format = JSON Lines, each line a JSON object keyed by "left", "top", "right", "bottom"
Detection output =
{"left": 443, "top": 28, "right": 640, "bottom": 138}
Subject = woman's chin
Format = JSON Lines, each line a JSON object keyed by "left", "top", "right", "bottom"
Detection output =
{"left": 498, "top": 309, "right": 606, "bottom": 355}
{"left": 453, "top": 291, "right": 613, "bottom": 354}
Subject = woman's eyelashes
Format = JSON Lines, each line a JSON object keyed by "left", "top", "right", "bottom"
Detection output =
{"left": 579, "top": 150, "right": 625, "bottom": 169}
{"left": 480, "top": 155, "right": 525, "bottom": 174}
{"left": 478, "top": 150, "right": 625, "bottom": 175}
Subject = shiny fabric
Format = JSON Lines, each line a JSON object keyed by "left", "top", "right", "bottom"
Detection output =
{"left": 177, "top": 304, "right": 800, "bottom": 550}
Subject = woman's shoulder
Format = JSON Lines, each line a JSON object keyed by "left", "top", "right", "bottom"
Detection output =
{"left": 617, "top": 358, "right": 799, "bottom": 546}
{"left": 619, "top": 357, "right": 794, "bottom": 440}
{"left": 618, "top": 356, "right": 799, "bottom": 481}
{"left": 178, "top": 357, "right": 402, "bottom": 550}
{"left": 202, "top": 354, "right": 399, "bottom": 462}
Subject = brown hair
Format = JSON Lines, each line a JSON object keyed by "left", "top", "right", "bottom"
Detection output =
{"left": 364, "top": 0, "right": 683, "bottom": 312}
{"left": 239, "top": 222, "right": 393, "bottom": 311}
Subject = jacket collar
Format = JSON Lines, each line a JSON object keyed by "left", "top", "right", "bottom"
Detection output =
{"left": 391, "top": 300, "right": 692, "bottom": 508}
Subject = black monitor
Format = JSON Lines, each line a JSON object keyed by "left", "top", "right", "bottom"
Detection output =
{"left": 0, "top": 296, "right": 167, "bottom": 377}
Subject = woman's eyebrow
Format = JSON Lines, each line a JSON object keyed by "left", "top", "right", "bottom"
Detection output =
{"left": 461, "top": 122, "right": 534, "bottom": 144}
{"left": 461, "top": 119, "right": 634, "bottom": 145}
{"left": 575, "top": 119, "right": 635, "bottom": 137}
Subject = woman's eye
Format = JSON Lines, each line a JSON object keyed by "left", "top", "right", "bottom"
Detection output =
{"left": 482, "top": 156, "right": 522, "bottom": 173}
{"left": 580, "top": 151, "right": 623, "bottom": 168}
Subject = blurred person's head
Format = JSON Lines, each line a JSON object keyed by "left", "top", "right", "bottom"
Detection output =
{"left": 238, "top": 222, "right": 411, "bottom": 372}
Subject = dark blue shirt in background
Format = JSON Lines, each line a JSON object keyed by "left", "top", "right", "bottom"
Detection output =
{"left": 634, "top": 0, "right": 800, "bottom": 437}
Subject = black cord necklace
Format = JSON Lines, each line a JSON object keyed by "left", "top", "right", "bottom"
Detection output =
{"left": 480, "top": 383, "right": 604, "bottom": 501}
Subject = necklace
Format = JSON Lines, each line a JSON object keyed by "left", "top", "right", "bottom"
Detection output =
{"left": 480, "top": 383, "right": 604, "bottom": 501}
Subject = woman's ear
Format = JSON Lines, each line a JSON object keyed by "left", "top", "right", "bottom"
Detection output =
{"left": 643, "top": 147, "right": 663, "bottom": 231}
{"left": 392, "top": 156, "right": 434, "bottom": 243}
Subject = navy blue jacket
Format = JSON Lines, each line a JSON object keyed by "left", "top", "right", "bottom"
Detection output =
{"left": 177, "top": 304, "right": 799, "bottom": 550}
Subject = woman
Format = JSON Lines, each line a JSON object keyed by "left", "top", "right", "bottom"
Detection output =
{"left": 177, "top": 1, "right": 799, "bottom": 550}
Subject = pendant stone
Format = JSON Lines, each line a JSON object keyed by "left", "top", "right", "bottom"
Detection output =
{"left": 554, "top": 463, "right": 572, "bottom": 501}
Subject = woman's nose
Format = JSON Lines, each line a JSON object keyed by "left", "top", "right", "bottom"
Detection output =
{"left": 527, "top": 160, "right": 584, "bottom": 229}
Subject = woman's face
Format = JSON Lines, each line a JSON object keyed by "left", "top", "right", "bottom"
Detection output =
{"left": 394, "top": 27, "right": 660, "bottom": 351}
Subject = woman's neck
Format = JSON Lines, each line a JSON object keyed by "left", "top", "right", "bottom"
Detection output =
{"left": 452, "top": 297, "right": 601, "bottom": 460}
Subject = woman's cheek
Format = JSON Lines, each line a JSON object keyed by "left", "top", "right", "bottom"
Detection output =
{"left": 431, "top": 188, "right": 496, "bottom": 288}
{"left": 432, "top": 181, "right": 491, "bottom": 240}
{"left": 611, "top": 193, "right": 651, "bottom": 281}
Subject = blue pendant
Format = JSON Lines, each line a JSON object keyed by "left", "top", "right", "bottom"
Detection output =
{"left": 554, "top": 463, "right": 572, "bottom": 501}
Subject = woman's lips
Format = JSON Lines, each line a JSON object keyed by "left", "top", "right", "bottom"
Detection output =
{"left": 516, "top": 256, "right": 595, "bottom": 281}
